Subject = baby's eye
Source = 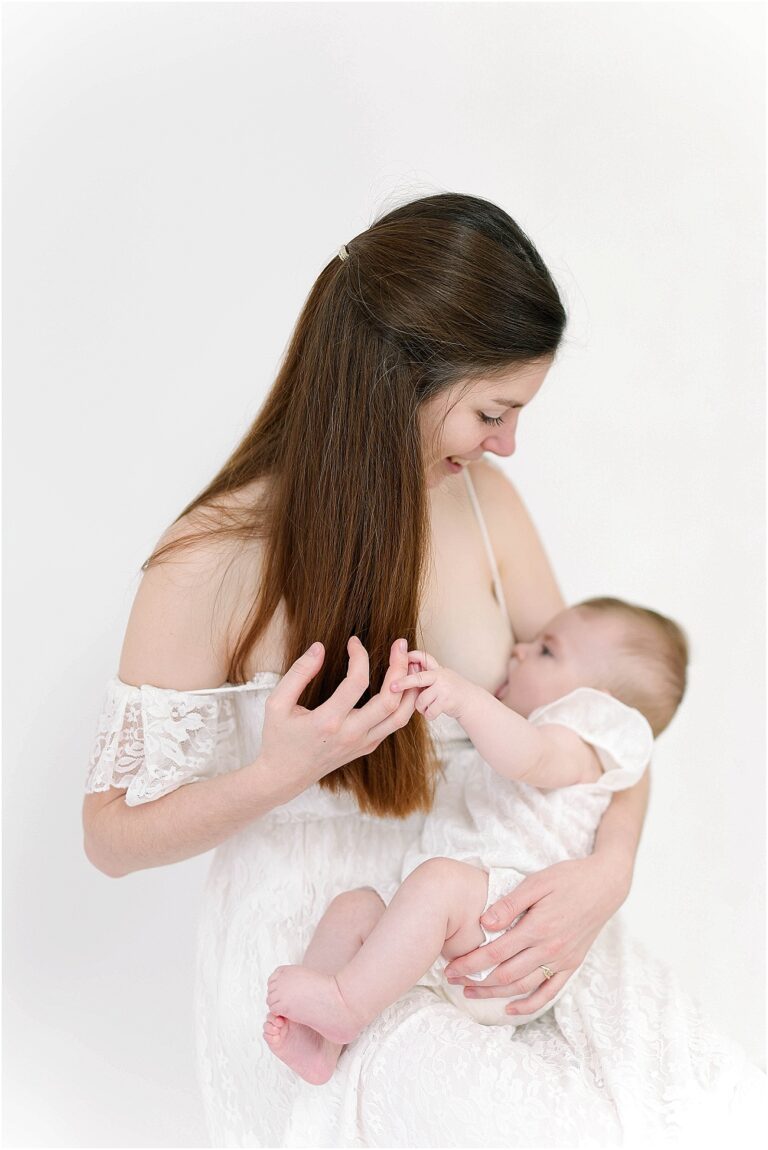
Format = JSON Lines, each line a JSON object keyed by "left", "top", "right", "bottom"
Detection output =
{"left": 478, "top": 413, "right": 504, "bottom": 427}
{"left": 540, "top": 643, "right": 553, "bottom": 657}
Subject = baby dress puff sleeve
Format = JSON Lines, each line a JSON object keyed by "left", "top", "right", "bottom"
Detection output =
{"left": 83, "top": 673, "right": 280, "bottom": 806}
{"left": 527, "top": 686, "right": 654, "bottom": 791}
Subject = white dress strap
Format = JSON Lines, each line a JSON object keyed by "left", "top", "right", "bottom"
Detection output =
{"left": 462, "top": 466, "right": 513, "bottom": 635}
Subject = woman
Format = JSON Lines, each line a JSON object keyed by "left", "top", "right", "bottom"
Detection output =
{"left": 83, "top": 194, "right": 761, "bottom": 1146}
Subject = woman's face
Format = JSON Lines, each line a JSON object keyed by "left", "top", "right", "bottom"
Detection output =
{"left": 419, "top": 358, "right": 553, "bottom": 486}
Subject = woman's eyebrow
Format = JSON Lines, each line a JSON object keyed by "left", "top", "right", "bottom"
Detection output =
{"left": 490, "top": 398, "right": 524, "bottom": 408}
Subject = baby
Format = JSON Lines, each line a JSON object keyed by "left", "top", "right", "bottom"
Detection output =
{"left": 264, "top": 596, "right": 688, "bottom": 1085}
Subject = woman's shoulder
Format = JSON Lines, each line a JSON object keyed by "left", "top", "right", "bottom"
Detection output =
{"left": 149, "top": 477, "right": 271, "bottom": 595}
{"left": 465, "top": 458, "right": 534, "bottom": 540}
{"left": 466, "top": 457, "right": 523, "bottom": 505}
{"left": 119, "top": 479, "right": 271, "bottom": 690}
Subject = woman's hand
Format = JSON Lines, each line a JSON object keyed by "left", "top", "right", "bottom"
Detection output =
{"left": 258, "top": 636, "right": 420, "bottom": 797}
{"left": 442, "top": 854, "right": 631, "bottom": 1016}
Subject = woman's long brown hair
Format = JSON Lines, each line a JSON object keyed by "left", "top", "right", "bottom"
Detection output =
{"left": 142, "top": 192, "right": 567, "bottom": 817}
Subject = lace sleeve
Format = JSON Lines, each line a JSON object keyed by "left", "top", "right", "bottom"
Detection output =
{"left": 83, "top": 676, "right": 270, "bottom": 806}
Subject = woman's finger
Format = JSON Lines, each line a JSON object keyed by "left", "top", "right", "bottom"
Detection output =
{"left": 265, "top": 642, "right": 325, "bottom": 713}
{"left": 503, "top": 969, "right": 571, "bottom": 1016}
{"left": 313, "top": 635, "right": 371, "bottom": 722}
{"left": 364, "top": 681, "right": 419, "bottom": 746}
{"left": 458, "top": 952, "right": 555, "bottom": 998}
{"left": 441, "top": 935, "right": 517, "bottom": 980}
{"left": 479, "top": 877, "right": 549, "bottom": 932}
{"left": 443, "top": 920, "right": 540, "bottom": 980}
{"left": 447, "top": 945, "right": 551, "bottom": 990}
{"left": 354, "top": 639, "right": 411, "bottom": 730}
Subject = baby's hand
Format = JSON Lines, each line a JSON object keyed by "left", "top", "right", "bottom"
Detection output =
{"left": 391, "top": 651, "right": 468, "bottom": 721}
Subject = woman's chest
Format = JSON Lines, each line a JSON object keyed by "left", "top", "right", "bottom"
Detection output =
{"left": 417, "top": 483, "right": 511, "bottom": 694}
{"left": 239, "top": 477, "right": 512, "bottom": 694}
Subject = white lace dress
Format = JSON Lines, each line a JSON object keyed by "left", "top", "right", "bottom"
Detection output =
{"left": 85, "top": 673, "right": 765, "bottom": 1148}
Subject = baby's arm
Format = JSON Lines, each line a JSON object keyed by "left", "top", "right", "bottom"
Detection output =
{"left": 393, "top": 654, "right": 602, "bottom": 788}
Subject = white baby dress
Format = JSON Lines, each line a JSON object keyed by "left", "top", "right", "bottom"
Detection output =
{"left": 377, "top": 686, "right": 654, "bottom": 1027}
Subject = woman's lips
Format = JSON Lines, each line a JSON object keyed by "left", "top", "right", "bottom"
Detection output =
{"left": 446, "top": 455, "right": 482, "bottom": 473}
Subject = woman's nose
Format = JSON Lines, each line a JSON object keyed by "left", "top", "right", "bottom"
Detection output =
{"left": 482, "top": 425, "right": 517, "bottom": 457}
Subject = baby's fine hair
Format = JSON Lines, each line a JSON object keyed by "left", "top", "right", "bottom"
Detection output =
{"left": 575, "top": 597, "right": 689, "bottom": 737}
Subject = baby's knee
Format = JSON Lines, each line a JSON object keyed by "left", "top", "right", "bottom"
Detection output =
{"left": 326, "top": 887, "right": 384, "bottom": 928}
{"left": 409, "top": 856, "right": 483, "bottom": 892}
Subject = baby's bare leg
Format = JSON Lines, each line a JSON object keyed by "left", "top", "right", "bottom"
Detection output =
{"left": 263, "top": 888, "right": 385, "bottom": 1084}
{"left": 267, "top": 859, "right": 488, "bottom": 1045}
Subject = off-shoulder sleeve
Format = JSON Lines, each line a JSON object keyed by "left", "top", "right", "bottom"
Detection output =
{"left": 83, "top": 674, "right": 280, "bottom": 806}
{"left": 528, "top": 686, "right": 653, "bottom": 791}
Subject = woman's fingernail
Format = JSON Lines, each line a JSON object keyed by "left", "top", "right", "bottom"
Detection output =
{"left": 309, "top": 642, "right": 322, "bottom": 655}
{"left": 482, "top": 911, "right": 498, "bottom": 926}
{"left": 464, "top": 989, "right": 477, "bottom": 997}
{"left": 399, "top": 639, "right": 407, "bottom": 653}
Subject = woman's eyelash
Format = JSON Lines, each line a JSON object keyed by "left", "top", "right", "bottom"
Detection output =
{"left": 478, "top": 413, "right": 504, "bottom": 426}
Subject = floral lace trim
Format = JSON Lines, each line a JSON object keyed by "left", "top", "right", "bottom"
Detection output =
{"left": 84, "top": 676, "right": 277, "bottom": 805}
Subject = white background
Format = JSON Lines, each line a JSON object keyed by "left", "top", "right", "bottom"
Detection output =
{"left": 3, "top": 2, "right": 764, "bottom": 1146}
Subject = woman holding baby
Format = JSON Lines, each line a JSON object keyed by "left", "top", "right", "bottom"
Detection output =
{"left": 83, "top": 193, "right": 761, "bottom": 1146}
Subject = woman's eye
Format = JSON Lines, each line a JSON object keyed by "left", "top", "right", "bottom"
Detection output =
{"left": 479, "top": 413, "right": 504, "bottom": 427}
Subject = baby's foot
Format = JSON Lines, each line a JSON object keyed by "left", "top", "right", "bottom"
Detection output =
{"left": 267, "top": 965, "right": 366, "bottom": 1044}
{"left": 262, "top": 1011, "right": 342, "bottom": 1085}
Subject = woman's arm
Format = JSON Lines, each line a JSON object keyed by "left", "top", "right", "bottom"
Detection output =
{"left": 85, "top": 635, "right": 420, "bottom": 877}
{"left": 84, "top": 525, "right": 419, "bottom": 877}
{"left": 591, "top": 764, "right": 650, "bottom": 884}
{"left": 84, "top": 764, "right": 295, "bottom": 878}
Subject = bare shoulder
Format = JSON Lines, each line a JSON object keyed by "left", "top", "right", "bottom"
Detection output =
{"left": 118, "top": 479, "right": 269, "bottom": 690}
{"left": 465, "top": 457, "right": 534, "bottom": 539}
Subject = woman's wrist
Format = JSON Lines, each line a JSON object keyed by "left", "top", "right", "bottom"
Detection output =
{"left": 590, "top": 839, "right": 635, "bottom": 908}
{"left": 245, "top": 751, "right": 311, "bottom": 813}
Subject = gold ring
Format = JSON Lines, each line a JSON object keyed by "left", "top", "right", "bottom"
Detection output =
{"left": 539, "top": 965, "right": 555, "bottom": 980}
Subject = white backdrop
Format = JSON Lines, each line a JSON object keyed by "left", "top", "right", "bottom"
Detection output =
{"left": 3, "top": 2, "right": 764, "bottom": 1146}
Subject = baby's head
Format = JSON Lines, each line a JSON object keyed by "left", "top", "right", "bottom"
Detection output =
{"left": 496, "top": 597, "right": 689, "bottom": 736}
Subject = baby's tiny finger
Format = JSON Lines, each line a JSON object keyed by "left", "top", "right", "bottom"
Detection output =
{"left": 390, "top": 671, "right": 431, "bottom": 693}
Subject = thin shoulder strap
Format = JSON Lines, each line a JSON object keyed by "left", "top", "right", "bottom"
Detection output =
{"left": 462, "top": 467, "right": 513, "bottom": 635}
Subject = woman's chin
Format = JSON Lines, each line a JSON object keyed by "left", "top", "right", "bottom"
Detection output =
{"left": 426, "top": 461, "right": 455, "bottom": 487}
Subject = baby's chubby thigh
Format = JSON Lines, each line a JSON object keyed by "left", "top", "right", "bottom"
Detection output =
{"left": 404, "top": 857, "right": 489, "bottom": 961}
